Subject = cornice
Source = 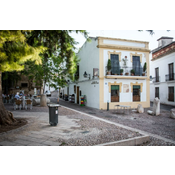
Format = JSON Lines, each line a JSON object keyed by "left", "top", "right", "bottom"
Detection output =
{"left": 97, "top": 44, "right": 150, "bottom": 52}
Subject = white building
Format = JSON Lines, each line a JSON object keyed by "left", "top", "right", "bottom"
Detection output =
{"left": 63, "top": 36, "right": 150, "bottom": 110}
{"left": 150, "top": 37, "right": 175, "bottom": 106}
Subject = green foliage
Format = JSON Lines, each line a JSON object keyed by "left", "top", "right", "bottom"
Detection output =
{"left": 122, "top": 58, "right": 128, "bottom": 67}
{"left": 120, "top": 69, "right": 123, "bottom": 73}
{"left": 130, "top": 69, "right": 135, "bottom": 74}
{"left": 0, "top": 30, "right": 45, "bottom": 73}
{"left": 107, "top": 59, "right": 111, "bottom": 71}
{"left": 143, "top": 62, "right": 147, "bottom": 72}
{"left": 24, "top": 30, "right": 88, "bottom": 90}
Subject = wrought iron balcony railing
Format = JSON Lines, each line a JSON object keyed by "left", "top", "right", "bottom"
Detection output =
{"left": 152, "top": 76, "right": 161, "bottom": 83}
{"left": 165, "top": 73, "right": 175, "bottom": 81}
{"left": 105, "top": 66, "right": 145, "bottom": 76}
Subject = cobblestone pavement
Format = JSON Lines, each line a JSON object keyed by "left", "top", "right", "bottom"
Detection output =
{"left": 1, "top": 105, "right": 143, "bottom": 146}
{"left": 2, "top": 95, "right": 175, "bottom": 146}
{"left": 50, "top": 97, "right": 175, "bottom": 143}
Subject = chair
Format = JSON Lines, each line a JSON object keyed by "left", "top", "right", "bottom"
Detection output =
{"left": 25, "top": 99, "right": 32, "bottom": 110}
{"left": 5, "top": 96, "right": 10, "bottom": 103}
{"left": 14, "top": 99, "right": 22, "bottom": 110}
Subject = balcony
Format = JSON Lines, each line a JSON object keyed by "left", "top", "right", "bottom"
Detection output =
{"left": 165, "top": 73, "right": 175, "bottom": 81}
{"left": 105, "top": 66, "right": 146, "bottom": 77}
{"left": 152, "top": 76, "right": 161, "bottom": 83}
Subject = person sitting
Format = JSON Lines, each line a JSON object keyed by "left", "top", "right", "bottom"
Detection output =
{"left": 19, "top": 91, "right": 24, "bottom": 97}
{"left": 15, "top": 92, "right": 20, "bottom": 100}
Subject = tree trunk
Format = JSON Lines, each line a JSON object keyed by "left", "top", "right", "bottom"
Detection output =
{"left": 0, "top": 72, "right": 16, "bottom": 125}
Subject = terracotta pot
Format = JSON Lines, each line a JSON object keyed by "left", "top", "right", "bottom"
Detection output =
{"left": 120, "top": 73, "right": 123, "bottom": 75}
{"left": 107, "top": 71, "right": 111, "bottom": 75}
{"left": 125, "top": 73, "right": 129, "bottom": 76}
{"left": 131, "top": 73, "right": 134, "bottom": 76}
{"left": 142, "top": 73, "right": 145, "bottom": 76}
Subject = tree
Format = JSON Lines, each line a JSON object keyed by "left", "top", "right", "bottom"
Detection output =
{"left": 0, "top": 30, "right": 88, "bottom": 126}
{"left": 24, "top": 30, "right": 88, "bottom": 92}
{"left": 0, "top": 30, "right": 44, "bottom": 125}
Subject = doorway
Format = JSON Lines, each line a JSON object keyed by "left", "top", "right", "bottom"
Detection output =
{"left": 77, "top": 86, "right": 79, "bottom": 104}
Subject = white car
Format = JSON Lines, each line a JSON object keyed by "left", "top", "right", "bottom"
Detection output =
{"left": 45, "top": 90, "right": 51, "bottom": 97}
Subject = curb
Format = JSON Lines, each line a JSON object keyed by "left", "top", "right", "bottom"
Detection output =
{"left": 95, "top": 136, "right": 150, "bottom": 146}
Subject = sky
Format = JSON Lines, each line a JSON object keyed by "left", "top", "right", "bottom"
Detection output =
{"left": 71, "top": 30, "right": 175, "bottom": 52}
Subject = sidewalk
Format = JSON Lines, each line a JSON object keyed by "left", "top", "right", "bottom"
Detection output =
{"left": 1, "top": 98, "right": 175, "bottom": 146}
{"left": 0, "top": 105, "right": 143, "bottom": 146}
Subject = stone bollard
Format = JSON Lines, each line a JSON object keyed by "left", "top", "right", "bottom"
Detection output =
{"left": 153, "top": 97, "right": 160, "bottom": 116}
{"left": 170, "top": 108, "right": 175, "bottom": 119}
{"left": 137, "top": 104, "right": 144, "bottom": 113}
{"left": 40, "top": 94, "right": 47, "bottom": 107}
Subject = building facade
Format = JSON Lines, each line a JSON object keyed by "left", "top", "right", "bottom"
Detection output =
{"left": 63, "top": 37, "right": 150, "bottom": 110}
{"left": 150, "top": 37, "right": 175, "bottom": 106}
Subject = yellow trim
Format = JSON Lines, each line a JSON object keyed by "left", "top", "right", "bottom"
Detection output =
{"left": 108, "top": 51, "right": 121, "bottom": 61}
{"left": 97, "top": 44, "right": 150, "bottom": 52}
{"left": 98, "top": 37, "right": 149, "bottom": 45}
{"left": 145, "top": 52, "right": 150, "bottom": 106}
{"left": 101, "top": 101, "right": 149, "bottom": 110}
{"left": 130, "top": 52, "right": 142, "bottom": 63}
{"left": 106, "top": 76, "right": 147, "bottom": 80}
{"left": 108, "top": 82, "right": 122, "bottom": 93}
{"left": 99, "top": 48, "right": 104, "bottom": 109}
{"left": 98, "top": 38, "right": 150, "bottom": 109}
{"left": 130, "top": 82, "right": 143, "bottom": 92}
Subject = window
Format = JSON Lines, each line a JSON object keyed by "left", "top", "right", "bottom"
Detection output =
{"left": 21, "top": 83, "right": 28, "bottom": 87}
{"left": 132, "top": 56, "right": 142, "bottom": 76}
{"left": 168, "top": 87, "right": 174, "bottom": 102}
{"left": 155, "top": 67, "right": 159, "bottom": 82}
{"left": 169, "top": 63, "right": 174, "bottom": 80}
{"left": 133, "top": 85, "right": 140, "bottom": 101}
{"left": 111, "top": 54, "right": 120, "bottom": 75}
{"left": 75, "top": 65, "right": 79, "bottom": 80}
{"left": 155, "top": 87, "right": 159, "bottom": 99}
{"left": 111, "top": 85, "right": 119, "bottom": 102}
{"left": 74, "top": 85, "right": 76, "bottom": 93}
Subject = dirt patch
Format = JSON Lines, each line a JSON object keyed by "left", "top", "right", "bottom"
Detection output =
{"left": 0, "top": 118, "right": 28, "bottom": 133}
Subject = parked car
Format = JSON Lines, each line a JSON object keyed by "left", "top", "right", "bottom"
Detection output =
{"left": 45, "top": 90, "right": 51, "bottom": 97}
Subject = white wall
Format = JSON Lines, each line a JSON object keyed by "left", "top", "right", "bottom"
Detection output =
{"left": 68, "top": 80, "right": 100, "bottom": 109}
{"left": 104, "top": 79, "right": 147, "bottom": 103}
{"left": 150, "top": 52, "right": 175, "bottom": 105}
{"left": 103, "top": 49, "right": 147, "bottom": 76}
{"left": 78, "top": 38, "right": 99, "bottom": 81}
{"left": 103, "top": 39, "right": 146, "bottom": 48}
{"left": 63, "top": 38, "right": 100, "bottom": 109}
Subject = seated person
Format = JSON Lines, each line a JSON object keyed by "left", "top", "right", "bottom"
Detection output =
{"left": 19, "top": 91, "right": 24, "bottom": 97}
{"left": 15, "top": 92, "right": 20, "bottom": 100}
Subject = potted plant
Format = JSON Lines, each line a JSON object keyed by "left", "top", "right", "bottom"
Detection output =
{"left": 142, "top": 62, "right": 147, "bottom": 76}
{"left": 125, "top": 71, "right": 129, "bottom": 76}
{"left": 120, "top": 69, "right": 123, "bottom": 75}
{"left": 107, "top": 59, "right": 111, "bottom": 75}
{"left": 122, "top": 58, "right": 128, "bottom": 68}
{"left": 130, "top": 69, "right": 135, "bottom": 76}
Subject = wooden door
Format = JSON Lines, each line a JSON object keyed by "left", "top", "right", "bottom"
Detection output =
{"left": 77, "top": 86, "right": 79, "bottom": 104}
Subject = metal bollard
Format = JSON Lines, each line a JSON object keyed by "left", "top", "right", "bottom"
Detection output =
{"left": 107, "top": 101, "right": 109, "bottom": 111}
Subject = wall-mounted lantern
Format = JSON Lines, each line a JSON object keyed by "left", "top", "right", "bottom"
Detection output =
{"left": 83, "top": 71, "right": 91, "bottom": 79}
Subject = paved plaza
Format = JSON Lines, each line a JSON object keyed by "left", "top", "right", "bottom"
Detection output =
{"left": 1, "top": 94, "right": 175, "bottom": 146}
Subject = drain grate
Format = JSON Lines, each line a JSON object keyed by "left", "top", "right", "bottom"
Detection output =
{"left": 104, "top": 116, "right": 113, "bottom": 118}
{"left": 81, "top": 131, "right": 90, "bottom": 134}
{"left": 88, "top": 112, "right": 96, "bottom": 114}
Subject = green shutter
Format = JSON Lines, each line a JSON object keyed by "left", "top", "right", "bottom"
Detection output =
{"left": 111, "top": 85, "right": 119, "bottom": 90}
{"left": 133, "top": 85, "right": 140, "bottom": 89}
